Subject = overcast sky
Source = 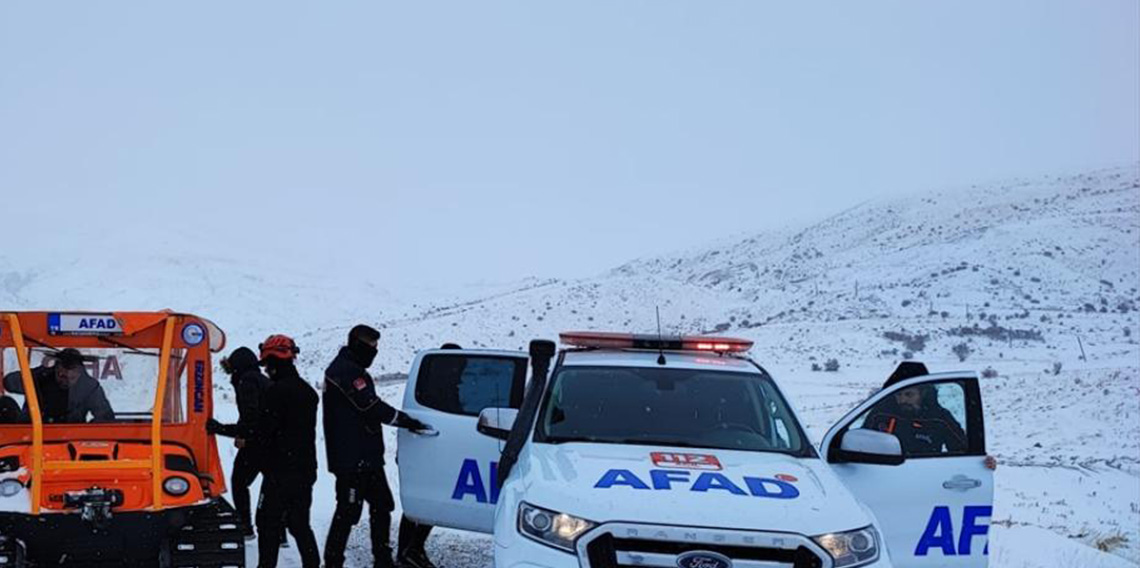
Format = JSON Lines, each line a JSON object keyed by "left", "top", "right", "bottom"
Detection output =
{"left": 1, "top": 1, "right": 1136, "bottom": 288}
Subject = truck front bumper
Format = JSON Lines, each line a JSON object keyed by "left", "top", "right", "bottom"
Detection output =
{"left": 495, "top": 523, "right": 895, "bottom": 568}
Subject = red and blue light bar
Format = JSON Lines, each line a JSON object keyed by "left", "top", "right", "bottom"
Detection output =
{"left": 559, "top": 331, "right": 753, "bottom": 353}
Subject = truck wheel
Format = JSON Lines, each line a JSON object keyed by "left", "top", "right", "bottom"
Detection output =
{"left": 0, "top": 535, "right": 27, "bottom": 567}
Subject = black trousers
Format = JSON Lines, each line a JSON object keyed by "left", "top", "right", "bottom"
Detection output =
{"left": 323, "top": 470, "right": 395, "bottom": 568}
{"left": 256, "top": 471, "right": 320, "bottom": 568}
{"left": 231, "top": 448, "right": 262, "bottom": 528}
{"left": 397, "top": 515, "right": 434, "bottom": 556}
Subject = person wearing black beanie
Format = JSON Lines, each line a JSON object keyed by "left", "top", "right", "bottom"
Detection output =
{"left": 322, "top": 325, "right": 430, "bottom": 568}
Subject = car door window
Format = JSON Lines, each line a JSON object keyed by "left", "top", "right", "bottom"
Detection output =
{"left": 850, "top": 379, "right": 982, "bottom": 458}
{"left": 414, "top": 354, "right": 526, "bottom": 416}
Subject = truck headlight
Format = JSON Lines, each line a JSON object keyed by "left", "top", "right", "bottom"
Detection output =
{"left": 813, "top": 526, "right": 880, "bottom": 567}
{"left": 518, "top": 502, "right": 596, "bottom": 552}
{"left": 0, "top": 479, "right": 23, "bottom": 498}
{"left": 163, "top": 476, "right": 190, "bottom": 496}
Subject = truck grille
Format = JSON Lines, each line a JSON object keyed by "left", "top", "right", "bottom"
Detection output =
{"left": 579, "top": 523, "right": 828, "bottom": 568}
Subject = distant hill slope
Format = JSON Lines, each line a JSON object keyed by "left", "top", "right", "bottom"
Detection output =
{"left": 359, "top": 165, "right": 1138, "bottom": 372}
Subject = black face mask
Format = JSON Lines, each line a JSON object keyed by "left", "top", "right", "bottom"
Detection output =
{"left": 349, "top": 339, "right": 378, "bottom": 368}
{"left": 262, "top": 358, "right": 292, "bottom": 379}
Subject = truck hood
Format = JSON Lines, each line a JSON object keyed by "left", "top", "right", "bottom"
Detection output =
{"left": 507, "top": 442, "right": 870, "bottom": 536}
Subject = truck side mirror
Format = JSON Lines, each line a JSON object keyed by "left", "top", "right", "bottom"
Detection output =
{"left": 477, "top": 407, "right": 518, "bottom": 441}
{"left": 834, "top": 428, "right": 906, "bottom": 466}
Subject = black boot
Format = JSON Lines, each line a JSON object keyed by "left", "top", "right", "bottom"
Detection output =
{"left": 375, "top": 545, "right": 396, "bottom": 568}
{"left": 397, "top": 547, "right": 438, "bottom": 568}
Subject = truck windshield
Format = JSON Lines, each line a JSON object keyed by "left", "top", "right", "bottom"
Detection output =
{"left": 1, "top": 347, "right": 188, "bottom": 424}
{"left": 535, "top": 366, "right": 812, "bottom": 456}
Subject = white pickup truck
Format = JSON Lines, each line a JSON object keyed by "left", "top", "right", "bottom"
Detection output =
{"left": 397, "top": 332, "right": 993, "bottom": 568}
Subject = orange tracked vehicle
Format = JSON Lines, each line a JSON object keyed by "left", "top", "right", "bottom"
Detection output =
{"left": 0, "top": 311, "right": 245, "bottom": 567}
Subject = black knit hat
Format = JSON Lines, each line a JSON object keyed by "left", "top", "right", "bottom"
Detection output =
{"left": 349, "top": 325, "right": 380, "bottom": 344}
{"left": 882, "top": 361, "right": 930, "bottom": 389}
{"left": 53, "top": 348, "right": 86, "bottom": 369}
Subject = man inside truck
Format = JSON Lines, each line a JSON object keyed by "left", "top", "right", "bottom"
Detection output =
{"left": 1, "top": 348, "right": 115, "bottom": 423}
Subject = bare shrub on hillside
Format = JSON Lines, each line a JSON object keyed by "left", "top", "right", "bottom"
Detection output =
{"left": 882, "top": 330, "right": 929, "bottom": 352}
{"left": 952, "top": 342, "right": 972, "bottom": 362}
{"left": 946, "top": 323, "right": 1043, "bottom": 343}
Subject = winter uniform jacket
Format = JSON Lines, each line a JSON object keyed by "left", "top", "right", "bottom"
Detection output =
{"left": 213, "top": 348, "right": 271, "bottom": 441}
{"left": 323, "top": 347, "right": 413, "bottom": 474}
{"left": 865, "top": 402, "right": 968, "bottom": 456}
{"left": 2, "top": 366, "right": 114, "bottom": 423}
{"left": 257, "top": 364, "right": 319, "bottom": 478}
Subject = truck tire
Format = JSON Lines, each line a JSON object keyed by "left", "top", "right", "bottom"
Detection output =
{"left": 0, "top": 535, "right": 26, "bottom": 567}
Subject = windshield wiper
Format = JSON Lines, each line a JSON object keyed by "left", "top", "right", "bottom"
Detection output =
{"left": 542, "top": 434, "right": 799, "bottom": 455}
{"left": 606, "top": 437, "right": 715, "bottom": 450}
{"left": 543, "top": 435, "right": 710, "bottom": 450}
{"left": 96, "top": 336, "right": 159, "bottom": 358}
{"left": 20, "top": 335, "right": 60, "bottom": 354}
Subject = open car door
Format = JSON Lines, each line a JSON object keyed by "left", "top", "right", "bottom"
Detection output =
{"left": 397, "top": 349, "right": 529, "bottom": 534}
{"left": 820, "top": 372, "right": 993, "bottom": 568}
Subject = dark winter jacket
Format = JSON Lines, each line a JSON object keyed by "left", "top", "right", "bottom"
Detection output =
{"left": 213, "top": 348, "right": 271, "bottom": 441}
{"left": 3, "top": 366, "right": 114, "bottom": 424}
{"left": 257, "top": 363, "right": 319, "bottom": 478}
{"left": 865, "top": 400, "right": 968, "bottom": 456}
{"left": 323, "top": 347, "right": 413, "bottom": 474}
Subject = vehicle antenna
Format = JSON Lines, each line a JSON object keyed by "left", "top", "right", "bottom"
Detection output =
{"left": 656, "top": 306, "right": 667, "bottom": 366}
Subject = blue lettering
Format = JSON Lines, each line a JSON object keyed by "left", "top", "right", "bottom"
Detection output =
{"left": 649, "top": 469, "right": 691, "bottom": 490}
{"left": 959, "top": 505, "right": 991, "bottom": 556}
{"left": 79, "top": 318, "right": 90, "bottom": 329}
{"left": 489, "top": 461, "right": 501, "bottom": 504}
{"left": 595, "top": 469, "right": 650, "bottom": 490}
{"left": 916, "top": 506, "right": 957, "bottom": 556}
{"left": 690, "top": 472, "right": 747, "bottom": 496}
{"left": 597, "top": 469, "right": 800, "bottom": 499}
{"left": 193, "top": 362, "right": 205, "bottom": 413}
{"left": 743, "top": 477, "right": 800, "bottom": 499}
{"left": 452, "top": 459, "right": 488, "bottom": 503}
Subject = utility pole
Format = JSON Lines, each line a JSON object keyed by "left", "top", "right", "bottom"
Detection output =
{"left": 1076, "top": 334, "right": 1087, "bottom": 361}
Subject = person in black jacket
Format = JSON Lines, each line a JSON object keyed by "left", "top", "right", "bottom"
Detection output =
{"left": 253, "top": 335, "right": 320, "bottom": 568}
{"left": 1, "top": 348, "right": 114, "bottom": 423}
{"left": 322, "top": 325, "right": 429, "bottom": 568}
{"left": 206, "top": 346, "right": 273, "bottom": 538}
{"left": 864, "top": 384, "right": 968, "bottom": 456}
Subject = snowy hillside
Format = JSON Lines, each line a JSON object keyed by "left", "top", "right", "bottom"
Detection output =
{"left": 341, "top": 167, "right": 1138, "bottom": 377}
{"left": 2, "top": 164, "right": 1138, "bottom": 566}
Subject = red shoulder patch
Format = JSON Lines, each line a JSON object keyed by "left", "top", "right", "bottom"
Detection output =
{"left": 353, "top": 377, "right": 369, "bottom": 391}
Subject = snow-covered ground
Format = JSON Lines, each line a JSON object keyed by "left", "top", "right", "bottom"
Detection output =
{"left": 4, "top": 165, "right": 1138, "bottom": 566}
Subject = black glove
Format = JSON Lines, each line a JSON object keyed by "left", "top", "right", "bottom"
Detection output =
{"left": 206, "top": 418, "right": 223, "bottom": 435}
{"left": 396, "top": 414, "right": 430, "bottom": 432}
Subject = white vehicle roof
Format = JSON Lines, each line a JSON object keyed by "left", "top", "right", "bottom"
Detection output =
{"left": 560, "top": 349, "right": 764, "bottom": 373}
{"left": 417, "top": 348, "right": 527, "bottom": 358}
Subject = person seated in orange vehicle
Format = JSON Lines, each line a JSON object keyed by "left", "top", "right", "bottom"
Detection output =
{"left": 1, "top": 348, "right": 114, "bottom": 423}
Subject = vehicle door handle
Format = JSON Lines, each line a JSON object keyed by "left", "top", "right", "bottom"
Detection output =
{"left": 942, "top": 475, "right": 982, "bottom": 492}
{"left": 411, "top": 427, "right": 440, "bottom": 438}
